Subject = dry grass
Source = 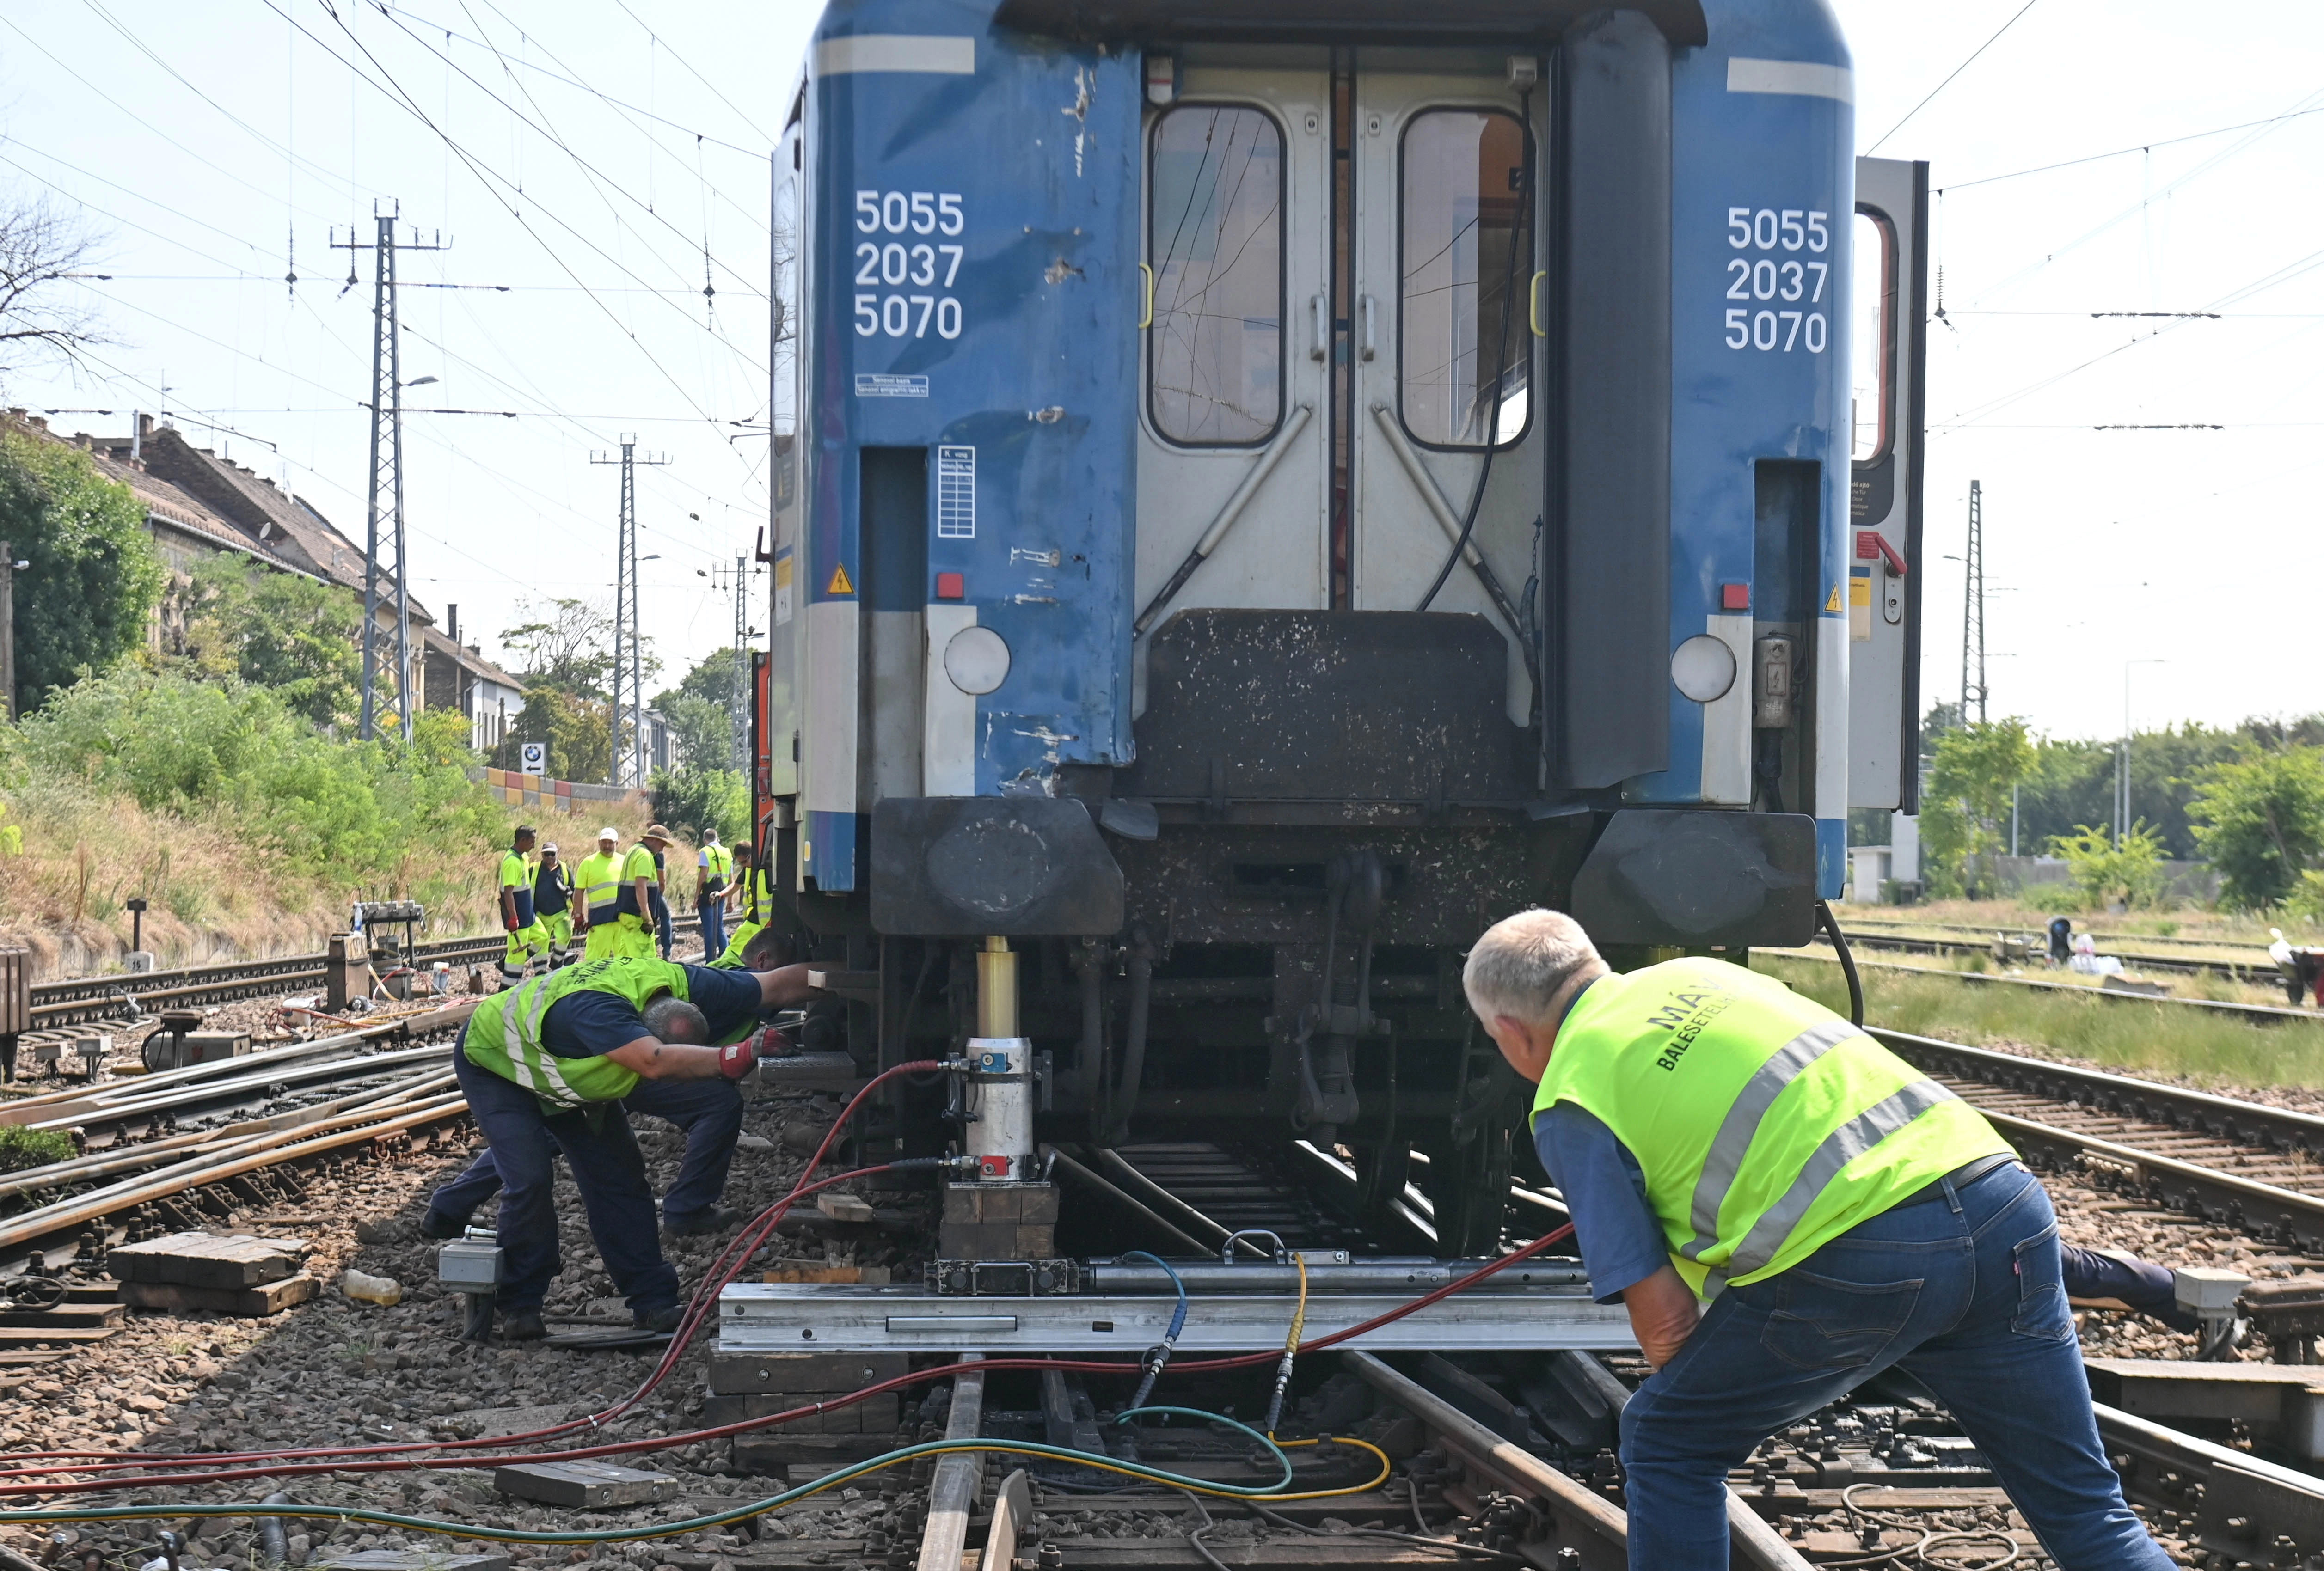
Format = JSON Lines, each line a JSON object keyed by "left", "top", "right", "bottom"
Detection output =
{"left": 0, "top": 775, "right": 662, "bottom": 981}
{"left": 1762, "top": 954, "right": 2324, "bottom": 1094}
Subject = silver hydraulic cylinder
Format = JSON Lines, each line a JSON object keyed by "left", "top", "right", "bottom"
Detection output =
{"left": 965, "top": 1036, "right": 1035, "bottom": 1181}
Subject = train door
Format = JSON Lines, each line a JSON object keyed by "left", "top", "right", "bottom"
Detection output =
{"left": 1132, "top": 63, "right": 1332, "bottom": 661}
{"left": 1846, "top": 157, "right": 1929, "bottom": 812}
{"left": 1347, "top": 62, "right": 1546, "bottom": 727}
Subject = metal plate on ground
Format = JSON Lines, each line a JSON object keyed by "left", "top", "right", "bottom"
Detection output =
{"left": 717, "top": 1283, "right": 1633, "bottom": 1353}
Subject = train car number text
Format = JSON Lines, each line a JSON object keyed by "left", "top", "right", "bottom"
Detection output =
{"left": 1722, "top": 206, "right": 1829, "bottom": 355}
{"left": 855, "top": 189, "right": 966, "bottom": 340}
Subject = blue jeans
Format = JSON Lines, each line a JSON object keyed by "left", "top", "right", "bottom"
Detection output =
{"left": 651, "top": 891, "right": 674, "bottom": 960}
{"left": 1619, "top": 1163, "right": 2171, "bottom": 1570}
{"left": 440, "top": 1046, "right": 679, "bottom": 1314}
{"left": 428, "top": 1076, "right": 742, "bottom": 1229}
{"left": 700, "top": 898, "right": 726, "bottom": 961}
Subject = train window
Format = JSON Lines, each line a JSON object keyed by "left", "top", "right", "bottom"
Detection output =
{"left": 1148, "top": 105, "right": 1284, "bottom": 446}
{"left": 1400, "top": 109, "right": 1532, "bottom": 450}
{"left": 1852, "top": 209, "right": 1896, "bottom": 464}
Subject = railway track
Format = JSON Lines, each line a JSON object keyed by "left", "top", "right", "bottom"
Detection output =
{"left": 25, "top": 937, "right": 508, "bottom": 1028}
{"left": 1819, "top": 923, "right": 2278, "bottom": 983}
{"left": 0, "top": 1000, "right": 478, "bottom": 1275}
{"left": 1784, "top": 942, "right": 2324, "bottom": 1027}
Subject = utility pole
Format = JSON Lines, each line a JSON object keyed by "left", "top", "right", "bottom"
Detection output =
{"left": 590, "top": 437, "right": 668, "bottom": 786}
{"left": 334, "top": 205, "right": 447, "bottom": 742}
{"left": 0, "top": 541, "right": 17, "bottom": 722}
{"left": 1961, "top": 479, "right": 1986, "bottom": 726}
{"left": 730, "top": 552, "right": 750, "bottom": 771}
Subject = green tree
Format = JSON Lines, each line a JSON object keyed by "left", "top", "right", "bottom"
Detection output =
{"left": 1919, "top": 719, "right": 2035, "bottom": 899}
{"left": 654, "top": 647, "right": 749, "bottom": 770}
{"left": 650, "top": 763, "right": 749, "bottom": 846}
{"left": 2048, "top": 821, "right": 2166, "bottom": 910}
{"left": 0, "top": 431, "right": 165, "bottom": 713}
{"left": 2187, "top": 746, "right": 2324, "bottom": 909}
{"left": 178, "top": 560, "right": 364, "bottom": 729}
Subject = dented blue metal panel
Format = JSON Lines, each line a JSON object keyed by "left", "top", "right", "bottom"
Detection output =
{"left": 804, "top": 1, "right": 1138, "bottom": 885}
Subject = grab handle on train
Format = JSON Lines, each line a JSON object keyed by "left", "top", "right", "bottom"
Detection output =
{"left": 1138, "top": 263, "right": 1154, "bottom": 330}
{"left": 1311, "top": 292, "right": 1329, "bottom": 361}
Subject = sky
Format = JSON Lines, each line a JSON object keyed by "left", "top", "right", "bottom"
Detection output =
{"left": 0, "top": 1, "right": 2318, "bottom": 743}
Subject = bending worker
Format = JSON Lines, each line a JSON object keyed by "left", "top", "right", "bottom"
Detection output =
{"left": 1464, "top": 909, "right": 2170, "bottom": 1570}
{"left": 423, "top": 952, "right": 823, "bottom": 1339}
{"left": 534, "top": 842, "right": 575, "bottom": 969}
{"left": 497, "top": 826, "right": 548, "bottom": 988}
{"left": 574, "top": 827, "right": 625, "bottom": 962}
{"left": 423, "top": 927, "right": 802, "bottom": 1243}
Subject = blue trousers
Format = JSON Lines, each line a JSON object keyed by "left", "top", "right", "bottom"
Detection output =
{"left": 1619, "top": 1163, "right": 2171, "bottom": 1570}
{"left": 440, "top": 1047, "right": 678, "bottom": 1314}
{"left": 700, "top": 898, "right": 727, "bottom": 961}
{"left": 429, "top": 1076, "right": 742, "bottom": 1230}
{"left": 651, "top": 891, "right": 674, "bottom": 960}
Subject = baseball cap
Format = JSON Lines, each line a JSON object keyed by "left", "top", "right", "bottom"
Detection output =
{"left": 598, "top": 825, "right": 621, "bottom": 841}
{"left": 540, "top": 842, "right": 559, "bottom": 854}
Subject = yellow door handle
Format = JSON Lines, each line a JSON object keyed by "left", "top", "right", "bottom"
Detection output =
{"left": 1140, "top": 263, "right": 1154, "bottom": 330}
{"left": 1530, "top": 270, "right": 1547, "bottom": 337}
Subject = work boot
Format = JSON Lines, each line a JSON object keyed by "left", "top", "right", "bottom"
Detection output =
{"left": 663, "top": 1205, "right": 742, "bottom": 1238}
{"left": 632, "top": 1303, "right": 685, "bottom": 1334}
{"left": 417, "top": 1210, "right": 466, "bottom": 1241}
{"left": 500, "top": 1307, "right": 547, "bottom": 1341}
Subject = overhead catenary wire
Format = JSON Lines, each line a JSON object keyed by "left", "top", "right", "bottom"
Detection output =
{"left": 1864, "top": 0, "right": 2042, "bottom": 155}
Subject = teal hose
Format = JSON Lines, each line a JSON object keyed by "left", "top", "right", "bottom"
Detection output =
{"left": 0, "top": 1414, "right": 1304, "bottom": 1546}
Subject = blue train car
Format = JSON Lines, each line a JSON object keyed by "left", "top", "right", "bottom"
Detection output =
{"left": 755, "top": 0, "right": 1927, "bottom": 1250}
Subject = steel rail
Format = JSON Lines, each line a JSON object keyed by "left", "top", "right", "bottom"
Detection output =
{"left": 1780, "top": 947, "right": 2324, "bottom": 1026}
{"left": 24, "top": 938, "right": 506, "bottom": 1027}
{"left": 2096, "top": 1400, "right": 2324, "bottom": 1561}
{"left": 1809, "top": 925, "right": 2274, "bottom": 980}
{"left": 23, "top": 1042, "right": 452, "bottom": 1134}
{"left": 0, "top": 1070, "right": 458, "bottom": 1199}
{"left": 1876, "top": 1028, "right": 2324, "bottom": 1155}
{"left": 0, "top": 1088, "right": 470, "bottom": 1256}
{"left": 1343, "top": 1351, "right": 1813, "bottom": 1571}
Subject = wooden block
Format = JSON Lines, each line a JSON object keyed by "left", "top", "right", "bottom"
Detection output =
{"left": 0, "top": 1326, "right": 119, "bottom": 1346}
{"left": 702, "top": 1392, "right": 898, "bottom": 1434}
{"left": 759, "top": 1264, "right": 891, "bottom": 1285}
{"left": 936, "top": 1221, "right": 1055, "bottom": 1259}
{"left": 707, "top": 1350, "right": 908, "bottom": 1394}
{"left": 816, "top": 1192, "right": 877, "bottom": 1223}
{"left": 0, "top": 1303, "right": 122, "bottom": 1330}
{"left": 110, "top": 1231, "right": 308, "bottom": 1288}
{"left": 940, "top": 1182, "right": 1059, "bottom": 1225}
{"left": 119, "top": 1272, "right": 319, "bottom": 1317}
{"left": 493, "top": 1460, "right": 677, "bottom": 1508}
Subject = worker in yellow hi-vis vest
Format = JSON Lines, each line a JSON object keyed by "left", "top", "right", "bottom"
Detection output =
{"left": 613, "top": 824, "right": 670, "bottom": 960}
{"left": 1461, "top": 909, "right": 2170, "bottom": 1570}
{"left": 496, "top": 827, "right": 549, "bottom": 988}
{"left": 573, "top": 827, "right": 625, "bottom": 963}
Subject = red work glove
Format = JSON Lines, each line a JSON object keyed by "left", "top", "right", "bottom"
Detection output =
{"left": 502, "top": 912, "right": 520, "bottom": 932}
{"left": 718, "top": 1041, "right": 756, "bottom": 1080}
{"left": 751, "top": 1024, "right": 793, "bottom": 1058}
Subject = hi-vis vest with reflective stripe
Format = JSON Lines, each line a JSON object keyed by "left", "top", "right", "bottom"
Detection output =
{"left": 575, "top": 850, "right": 622, "bottom": 917}
{"left": 1534, "top": 958, "right": 2011, "bottom": 1296}
{"left": 498, "top": 850, "right": 536, "bottom": 927}
{"left": 702, "top": 844, "right": 732, "bottom": 889}
{"left": 461, "top": 957, "right": 692, "bottom": 1109}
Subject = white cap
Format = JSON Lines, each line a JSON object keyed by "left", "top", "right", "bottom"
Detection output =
{"left": 598, "top": 825, "right": 621, "bottom": 841}
{"left": 540, "top": 842, "right": 559, "bottom": 855}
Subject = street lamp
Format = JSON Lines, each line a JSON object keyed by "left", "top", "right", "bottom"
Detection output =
{"left": 2120, "top": 659, "right": 2165, "bottom": 849}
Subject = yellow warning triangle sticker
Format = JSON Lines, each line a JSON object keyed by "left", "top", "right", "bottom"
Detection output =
{"left": 1824, "top": 583, "right": 1843, "bottom": 613}
{"left": 826, "top": 562, "right": 855, "bottom": 596}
